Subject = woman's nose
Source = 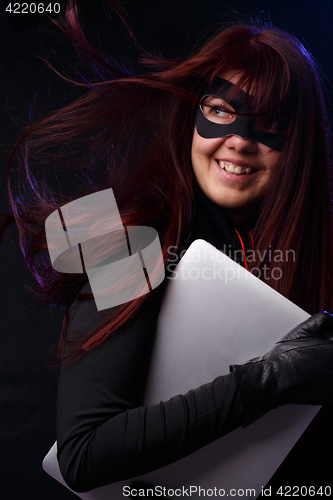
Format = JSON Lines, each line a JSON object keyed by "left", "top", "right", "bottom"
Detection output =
{"left": 223, "top": 134, "right": 258, "bottom": 153}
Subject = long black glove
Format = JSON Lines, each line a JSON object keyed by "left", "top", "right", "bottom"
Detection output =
{"left": 230, "top": 312, "right": 333, "bottom": 426}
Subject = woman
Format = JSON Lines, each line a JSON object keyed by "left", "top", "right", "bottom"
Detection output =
{"left": 4, "top": 0, "right": 333, "bottom": 493}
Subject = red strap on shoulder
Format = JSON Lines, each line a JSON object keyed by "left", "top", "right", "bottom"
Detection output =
{"left": 234, "top": 228, "right": 253, "bottom": 271}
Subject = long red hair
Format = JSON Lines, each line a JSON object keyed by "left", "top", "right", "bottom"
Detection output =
{"left": 4, "top": 1, "right": 333, "bottom": 362}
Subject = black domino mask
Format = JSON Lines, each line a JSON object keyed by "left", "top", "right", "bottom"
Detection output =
{"left": 195, "top": 78, "right": 284, "bottom": 150}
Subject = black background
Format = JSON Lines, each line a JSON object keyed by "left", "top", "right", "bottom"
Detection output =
{"left": 1, "top": 1, "right": 333, "bottom": 499}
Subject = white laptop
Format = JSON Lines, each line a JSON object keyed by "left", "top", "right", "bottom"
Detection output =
{"left": 43, "top": 240, "right": 319, "bottom": 499}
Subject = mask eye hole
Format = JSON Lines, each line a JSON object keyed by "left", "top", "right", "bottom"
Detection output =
{"left": 267, "top": 121, "right": 283, "bottom": 134}
{"left": 253, "top": 119, "right": 284, "bottom": 135}
{"left": 200, "top": 95, "right": 236, "bottom": 124}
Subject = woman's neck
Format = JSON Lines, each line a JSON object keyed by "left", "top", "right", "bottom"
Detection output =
{"left": 225, "top": 207, "right": 257, "bottom": 230}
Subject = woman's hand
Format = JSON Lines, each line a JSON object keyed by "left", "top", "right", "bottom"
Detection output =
{"left": 230, "top": 312, "right": 333, "bottom": 426}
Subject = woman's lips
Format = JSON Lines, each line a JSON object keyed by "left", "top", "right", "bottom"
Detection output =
{"left": 214, "top": 159, "right": 259, "bottom": 183}
{"left": 216, "top": 160, "right": 257, "bottom": 175}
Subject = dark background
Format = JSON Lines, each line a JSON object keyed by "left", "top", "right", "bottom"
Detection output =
{"left": 1, "top": 1, "right": 333, "bottom": 499}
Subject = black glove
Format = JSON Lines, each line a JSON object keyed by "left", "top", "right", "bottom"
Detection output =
{"left": 230, "top": 312, "right": 333, "bottom": 426}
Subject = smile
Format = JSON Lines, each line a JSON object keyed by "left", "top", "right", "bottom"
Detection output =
{"left": 217, "top": 160, "right": 256, "bottom": 175}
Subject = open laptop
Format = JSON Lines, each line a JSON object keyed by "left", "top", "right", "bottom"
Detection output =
{"left": 43, "top": 239, "right": 319, "bottom": 499}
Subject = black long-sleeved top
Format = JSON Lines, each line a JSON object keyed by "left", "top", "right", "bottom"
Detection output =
{"left": 57, "top": 188, "right": 251, "bottom": 493}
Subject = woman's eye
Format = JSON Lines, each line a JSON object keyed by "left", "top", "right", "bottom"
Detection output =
{"left": 201, "top": 95, "right": 236, "bottom": 124}
{"left": 211, "top": 107, "right": 233, "bottom": 118}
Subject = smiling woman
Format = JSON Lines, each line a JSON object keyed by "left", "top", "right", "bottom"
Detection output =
{"left": 191, "top": 72, "right": 282, "bottom": 216}
{"left": 3, "top": 0, "right": 333, "bottom": 493}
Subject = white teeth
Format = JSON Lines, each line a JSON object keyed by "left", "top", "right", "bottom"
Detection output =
{"left": 218, "top": 161, "right": 254, "bottom": 175}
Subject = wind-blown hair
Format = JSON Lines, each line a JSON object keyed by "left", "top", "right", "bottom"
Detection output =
{"left": 4, "top": 1, "right": 333, "bottom": 362}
